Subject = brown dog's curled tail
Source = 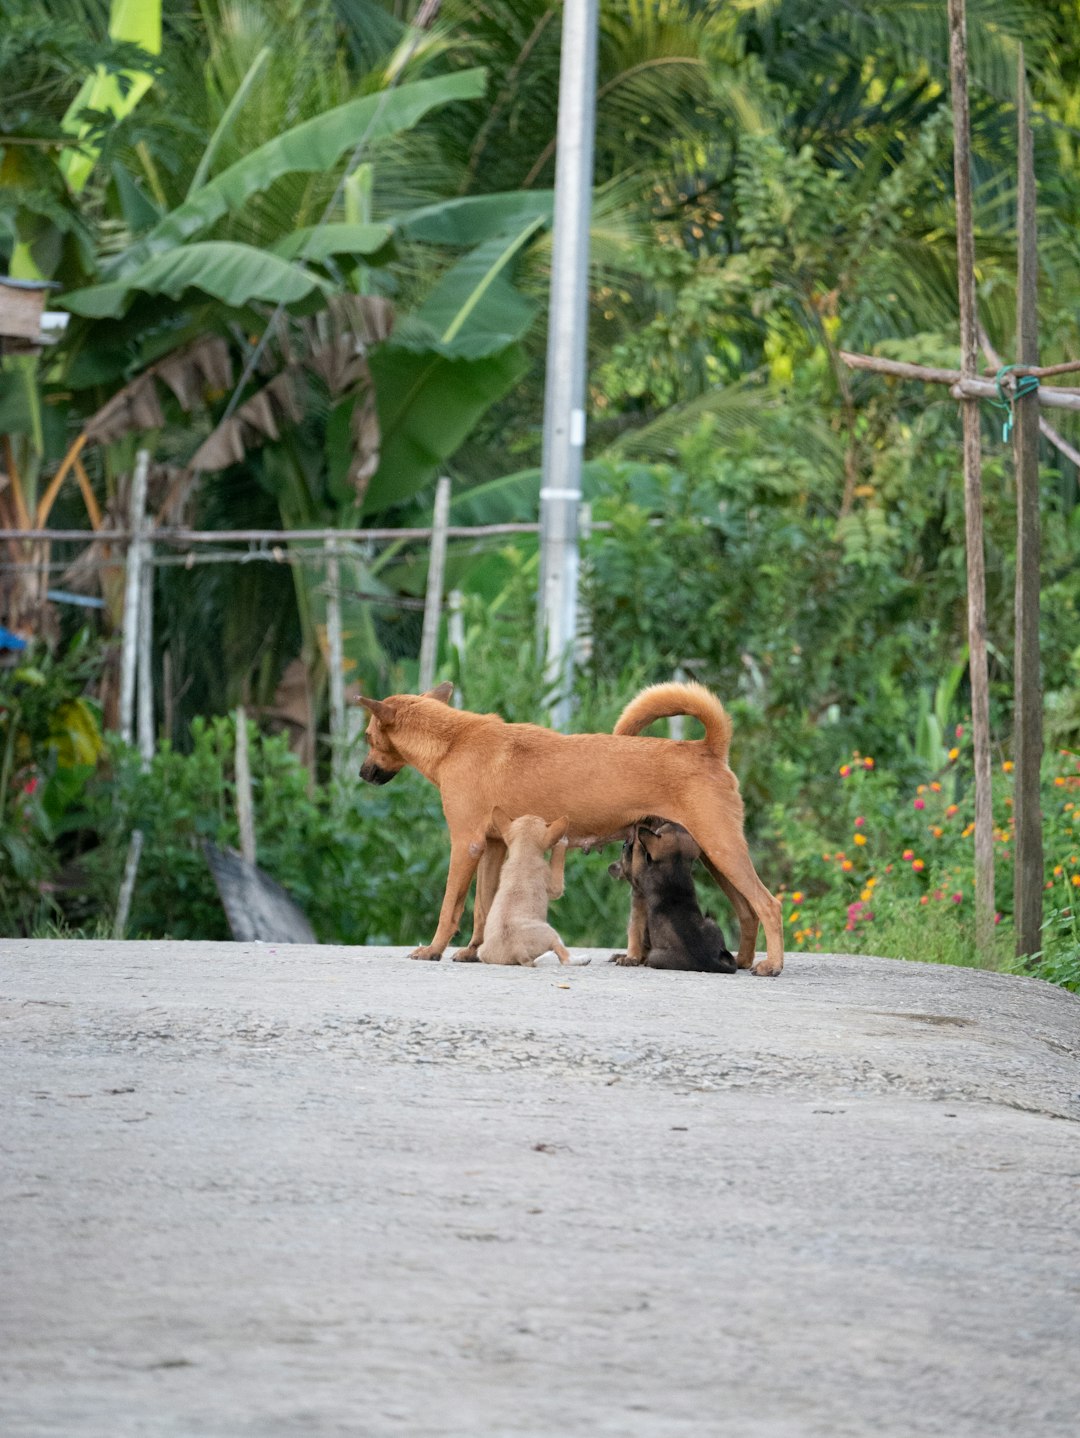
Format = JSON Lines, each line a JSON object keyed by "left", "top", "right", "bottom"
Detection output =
{"left": 613, "top": 681, "right": 733, "bottom": 763}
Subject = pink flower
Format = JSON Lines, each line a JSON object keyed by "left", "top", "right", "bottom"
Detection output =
{"left": 951, "top": 892, "right": 962, "bottom": 904}
{"left": 22, "top": 776, "right": 38, "bottom": 796}
{"left": 913, "top": 797, "right": 925, "bottom": 810}
{"left": 994, "top": 912, "right": 1002, "bottom": 925}
{"left": 854, "top": 816, "right": 866, "bottom": 828}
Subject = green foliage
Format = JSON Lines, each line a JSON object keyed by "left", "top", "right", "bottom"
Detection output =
{"left": 0, "top": 632, "right": 105, "bottom": 932}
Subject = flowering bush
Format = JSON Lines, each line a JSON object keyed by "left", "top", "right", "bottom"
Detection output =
{"left": 768, "top": 735, "right": 1080, "bottom": 990}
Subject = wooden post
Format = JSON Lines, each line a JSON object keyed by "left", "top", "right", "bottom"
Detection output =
{"left": 1013, "top": 44, "right": 1044, "bottom": 960}
{"left": 118, "top": 449, "right": 150, "bottom": 746}
{"left": 948, "top": 0, "right": 995, "bottom": 952}
{"left": 114, "top": 447, "right": 151, "bottom": 938}
{"left": 324, "top": 537, "right": 346, "bottom": 785}
{"left": 418, "top": 476, "right": 451, "bottom": 692}
{"left": 136, "top": 549, "right": 155, "bottom": 766}
{"left": 234, "top": 705, "right": 256, "bottom": 866}
{"left": 447, "top": 588, "right": 465, "bottom": 707}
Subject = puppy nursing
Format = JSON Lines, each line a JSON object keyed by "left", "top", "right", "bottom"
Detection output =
{"left": 476, "top": 809, "right": 572, "bottom": 966}
{"left": 610, "top": 820, "right": 737, "bottom": 973}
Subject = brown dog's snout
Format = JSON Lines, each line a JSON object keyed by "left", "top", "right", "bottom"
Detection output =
{"left": 360, "top": 758, "right": 398, "bottom": 785}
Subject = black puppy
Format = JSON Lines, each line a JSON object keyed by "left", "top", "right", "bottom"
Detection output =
{"left": 609, "top": 819, "right": 737, "bottom": 972}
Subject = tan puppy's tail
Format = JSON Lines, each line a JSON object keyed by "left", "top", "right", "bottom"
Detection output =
{"left": 613, "top": 681, "right": 733, "bottom": 763}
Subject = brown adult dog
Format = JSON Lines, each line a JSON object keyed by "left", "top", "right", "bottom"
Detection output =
{"left": 609, "top": 820, "right": 737, "bottom": 973}
{"left": 476, "top": 809, "right": 571, "bottom": 966}
{"left": 356, "top": 679, "right": 783, "bottom": 976}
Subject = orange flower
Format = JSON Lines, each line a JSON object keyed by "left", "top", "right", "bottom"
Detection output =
{"left": 1055, "top": 776, "right": 1066, "bottom": 787}
{"left": 1002, "top": 761, "right": 1014, "bottom": 773}
{"left": 902, "top": 849, "right": 914, "bottom": 861}
{"left": 1072, "top": 875, "right": 1080, "bottom": 888}
{"left": 930, "top": 781, "right": 942, "bottom": 792}
{"left": 945, "top": 804, "right": 958, "bottom": 818}
{"left": 791, "top": 891, "right": 804, "bottom": 904}
{"left": 912, "top": 859, "right": 925, "bottom": 872}
{"left": 841, "top": 859, "right": 854, "bottom": 871}
{"left": 930, "top": 826, "right": 943, "bottom": 838}
{"left": 863, "top": 757, "right": 875, "bottom": 769}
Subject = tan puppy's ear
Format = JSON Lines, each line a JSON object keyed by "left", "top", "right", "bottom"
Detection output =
{"left": 544, "top": 816, "right": 569, "bottom": 849}
{"left": 491, "top": 806, "right": 513, "bottom": 840}
{"left": 356, "top": 696, "right": 393, "bottom": 725}
{"left": 424, "top": 681, "right": 454, "bottom": 705}
{"left": 637, "top": 827, "right": 663, "bottom": 861}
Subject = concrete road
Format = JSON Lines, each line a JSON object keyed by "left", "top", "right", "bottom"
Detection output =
{"left": 1, "top": 940, "right": 1078, "bottom": 1438}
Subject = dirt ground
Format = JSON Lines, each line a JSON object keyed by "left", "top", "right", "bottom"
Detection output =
{"left": 2, "top": 939, "right": 1079, "bottom": 1437}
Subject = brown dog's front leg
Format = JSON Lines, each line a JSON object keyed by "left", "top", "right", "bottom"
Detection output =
{"left": 452, "top": 839, "right": 505, "bottom": 962}
{"left": 410, "top": 838, "right": 482, "bottom": 961}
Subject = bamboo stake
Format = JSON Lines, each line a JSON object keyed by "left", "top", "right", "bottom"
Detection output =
{"left": 949, "top": 0, "right": 995, "bottom": 952}
{"left": 1013, "top": 46, "right": 1044, "bottom": 961}
{"left": 324, "top": 537, "right": 346, "bottom": 786}
{"left": 234, "top": 705, "right": 256, "bottom": 866}
{"left": 418, "top": 476, "right": 451, "bottom": 692}
{"left": 119, "top": 450, "right": 151, "bottom": 746}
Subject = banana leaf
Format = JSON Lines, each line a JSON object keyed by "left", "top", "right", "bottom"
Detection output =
{"left": 103, "top": 69, "right": 487, "bottom": 278}
{"left": 61, "top": 241, "right": 332, "bottom": 319}
{"left": 363, "top": 345, "right": 528, "bottom": 515}
{"left": 271, "top": 223, "right": 394, "bottom": 265}
{"left": 397, "top": 191, "right": 553, "bottom": 246}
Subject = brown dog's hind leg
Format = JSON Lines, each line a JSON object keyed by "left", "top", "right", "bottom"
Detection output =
{"left": 411, "top": 836, "right": 483, "bottom": 960}
{"left": 701, "top": 859, "right": 758, "bottom": 970}
{"left": 677, "top": 819, "right": 783, "bottom": 976}
{"left": 452, "top": 839, "right": 505, "bottom": 962}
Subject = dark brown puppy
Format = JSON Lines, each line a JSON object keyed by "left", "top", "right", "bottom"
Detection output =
{"left": 609, "top": 820, "right": 737, "bottom": 973}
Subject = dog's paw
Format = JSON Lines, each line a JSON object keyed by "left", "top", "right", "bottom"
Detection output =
{"left": 408, "top": 945, "right": 443, "bottom": 961}
{"left": 750, "top": 957, "right": 784, "bottom": 977}
{"left": 610, "top": 951, "right": 645, "bottom": 966}
{"left": 450, "top": 946, "right": 480, "bottom": 963}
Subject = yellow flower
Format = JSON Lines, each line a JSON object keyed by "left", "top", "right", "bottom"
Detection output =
{"left": 860, "top": 887, "right": 873, "bottom": 902}
{"left": 788, "top": 910, "right": 801, "bottom": 923}
{"left": 948, "top": 747, "right": 959, "bottom": 761}
{"left": 1002, "top": 761, "right": 1014, "bottom": 773}
{"left": 1053, "top": 865, "right": 1063, "bottom": 877}
{"left": 1072, "top": 875, "right": 1080, "bottom": 888}
{"left": 853, "top": 833, "right": 867, "bottom": 846}
{"left": 791, "top": 891, "right": 804, "bottom": 903}
{"left": 866, "top": 876, "right": 877, "bottom": 888}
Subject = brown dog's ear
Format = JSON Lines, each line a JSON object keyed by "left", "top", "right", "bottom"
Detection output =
{"left": 423, "top": 681, "right": 454, "bottom": 705}
{"left": 544, "top": 816, "right": 569, "bottom": 849}
{"left": 637, "top": 827, "right": 663, "bottom": 861}
{"left": 356, "top": 696, "right": 394, "bottom": 725}
{"left": 491, "top": 806, "right": 514, "bottom": 840}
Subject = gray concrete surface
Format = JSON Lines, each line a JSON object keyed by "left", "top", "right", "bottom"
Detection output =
{"left": 1, "top": 940, "right": 1078, "bottom": 1438}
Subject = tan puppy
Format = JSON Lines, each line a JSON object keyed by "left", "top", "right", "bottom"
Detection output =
{"left": 475, "top": 809, "right": 570, "bottom": 966}
{"left": 356, "top": 680, "right": 783, "bottom": 976}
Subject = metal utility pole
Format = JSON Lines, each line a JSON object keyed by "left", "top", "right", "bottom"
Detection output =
{"left": 1013, "top": 44, "right": 1044, "bottom": 960}
{"left": 948, "top": 0, "right": 995, "bottom": 952}
{"left": 537, "top": 0, "right": 598, "bottom": 729}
